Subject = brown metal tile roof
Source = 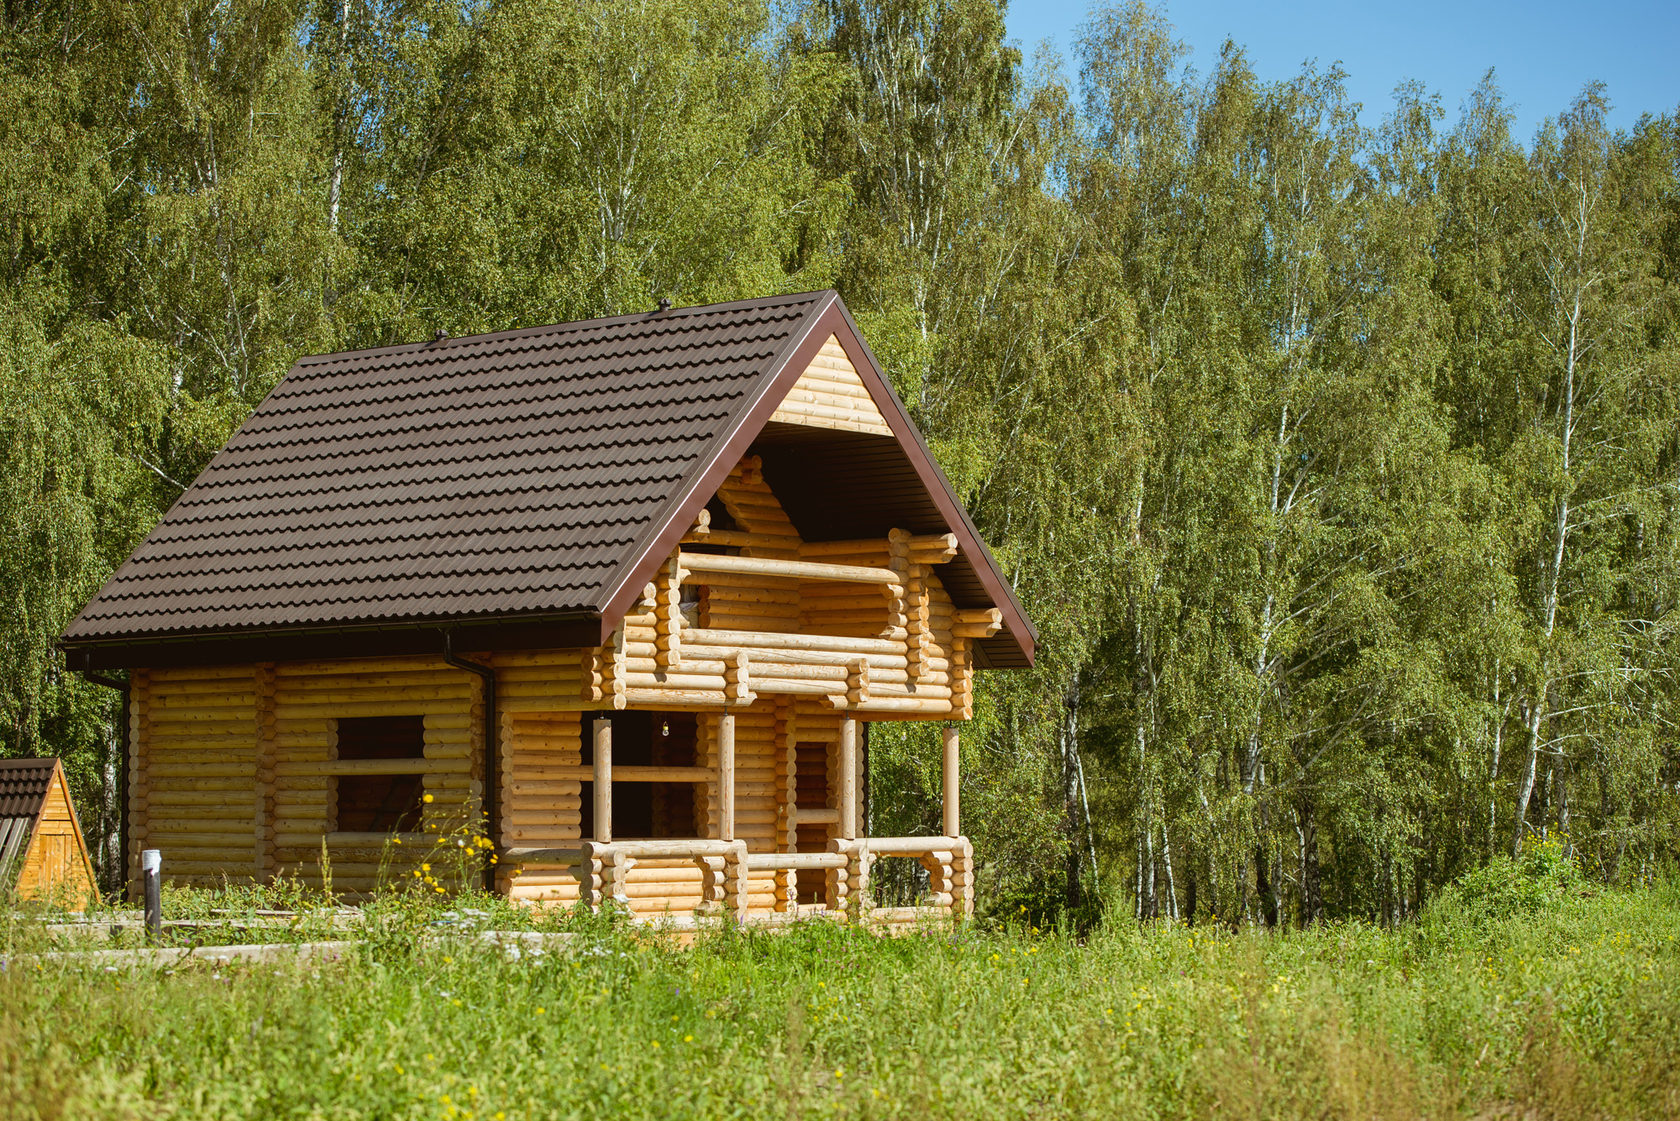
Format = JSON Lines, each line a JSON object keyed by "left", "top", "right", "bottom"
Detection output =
{"left": 61, "top": 291, "right": 1037, "bottom": 667}
{"left": 0, "top": 758, "right": 56, "bottom": 820}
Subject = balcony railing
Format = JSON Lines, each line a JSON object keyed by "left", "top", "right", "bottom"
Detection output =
{"left": 501, "top": 834, "right": 973, "bottom": 923}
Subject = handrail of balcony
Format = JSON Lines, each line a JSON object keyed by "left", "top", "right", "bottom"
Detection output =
{"left": 743, "top": 851, "right": 846, "bottom": 872}
{"left": 677, "top": 551, "right": 900, "bottom": 586}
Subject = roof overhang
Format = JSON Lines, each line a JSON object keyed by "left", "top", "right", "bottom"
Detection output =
{"left": 62, "top": 613, "right": 601, "bottom": 671}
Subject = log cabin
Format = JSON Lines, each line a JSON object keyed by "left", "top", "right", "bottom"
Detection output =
{"left": 60, "top": 291, "right": 1036, "bottom": 925}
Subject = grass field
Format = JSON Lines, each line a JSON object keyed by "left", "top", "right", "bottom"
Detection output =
{"left": 2, "top": 876, "right": 1677, "bottom": 1120}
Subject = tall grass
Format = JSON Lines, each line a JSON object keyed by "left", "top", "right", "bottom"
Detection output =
{"left": 2, "top": 881, "right": 1677, "bottom": 1119}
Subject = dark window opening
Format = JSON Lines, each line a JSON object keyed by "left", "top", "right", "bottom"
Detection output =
{"left": 704, "top": 496, "right": 739, "bottom": 532}
{"left": 794, "top": 740, "right": 833, "bottom": 904}
{"left": 334, "top": 715, "right": 425, "bottom": 833}
{"left": 680, "top": 581, "right": 704, "bottom": 628}
{"left": 580, "top": 711, "right": 699, "bottom": 840}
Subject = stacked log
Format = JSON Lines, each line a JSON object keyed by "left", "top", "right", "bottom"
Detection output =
{"left": 707, "top": 457, "right": 801, "bottom": 633}
{"left": 269, "top": 658, "right": 472, "bottom": 892}
{"left": 767, "top": 335, "right": 894, "bottom": 436}
{"left": 723, "top": 650, "right": 752, "bottom": 705}
{"left": 653, "top": 556, "right": 682, "bottom": 669}
{"left": 139, "top": 666, "right": 260, "bottom": 884}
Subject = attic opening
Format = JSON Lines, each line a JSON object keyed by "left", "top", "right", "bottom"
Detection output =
{"left": 334, "top": 716, "right": 426, "bottom": 833}
{"left": 580, "top": 711, "right": 699, "bottom": 839}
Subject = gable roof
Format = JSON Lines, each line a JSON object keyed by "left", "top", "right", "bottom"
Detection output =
{"left": 61, "top": 291, "right": 1035, "bottom": 669}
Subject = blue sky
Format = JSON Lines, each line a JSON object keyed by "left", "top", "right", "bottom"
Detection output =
{"left": 1005, "top": 1, "right": 1678, "bottom": 144}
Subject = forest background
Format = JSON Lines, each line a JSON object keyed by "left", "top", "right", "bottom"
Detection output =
{"left": 3, "top": 0, "right": 1676, "bottom": 929}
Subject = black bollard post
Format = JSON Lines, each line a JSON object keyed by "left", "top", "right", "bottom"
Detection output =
{"left": 142, "top": 849, "right": 162, "bottom": 942}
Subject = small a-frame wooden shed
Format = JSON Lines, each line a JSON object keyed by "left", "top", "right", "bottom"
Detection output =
{"left": 0, "top": 758, "right": 98, "bottom": 904}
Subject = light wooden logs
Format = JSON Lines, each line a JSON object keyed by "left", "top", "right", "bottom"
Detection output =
{"left": 654, "top": 555, "right": 681, "bottom": 669}
{"left": 684, "top": 528, "right": 798, "bottom": 551}
{"left": 277, "top": 758, "right": 462, "bottom": 777}
{"left": 952, "top": 607, "right": 1004, "bottom": 638}
{"left": 717, "top": 712, "right": 735, "bottom": 843}
{"left": 773, "top": 701, "right": 795, "bottom": 910}
{"left": 800, "top": 533, "right": 958, "bottom": 564}
{"left": 321, "top": 831, "right": 428, "bottom": 846}
{"left": 590, "top": 839, "right": 743, "bottom": 859}
{"left": 950, "top": 636, "right": 973, "bottom": 719}
{"left": 846, "top": 658, "right": 870, "bottom": 707}
{"left": 723, "top": 650, "right": 752, "bottom": 705}
{"left": 679, "top": 551, "right": 901, "bottom": 587}
{"left": 678, "top": 643, "right": 946, "bottom": 675}
{"left": 687, "top": 628, "right": 900, "bottom": 655}
{"left": 745, "top": 851, "right": 847, "bottom": 871}
{"left": 502, "top": 846, "right": 587, "bottom": 865}
{"left": 943, "top": 725, "right": 960, "bottom": 839}
{"left": 859, "top": 835, "right": 962, "bottom": 855}
{"left": 592, "top": 718, "right": 612, "bottom": 843}
{"left": 954, "top": 835, "right": 975, "bottom": 916}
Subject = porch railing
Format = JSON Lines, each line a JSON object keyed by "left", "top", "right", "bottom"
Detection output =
{"left": 502, "top": 834, "right": 973, "bottom": 922}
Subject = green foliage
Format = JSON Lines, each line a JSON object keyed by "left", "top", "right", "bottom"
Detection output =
{"left": 1425, "top": 834, "right": 1585, "bottom": 929}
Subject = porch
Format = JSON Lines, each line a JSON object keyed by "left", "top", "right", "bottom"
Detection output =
{"left": 498, "top": 716, "right": 972, "bottom": 926}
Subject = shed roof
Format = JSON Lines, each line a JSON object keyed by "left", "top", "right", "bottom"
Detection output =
{"left": 0, "top": 758, "right": 56, "bottom": 820}
{"left": 61, "top": 291, "right": 1035, "bottom": 668}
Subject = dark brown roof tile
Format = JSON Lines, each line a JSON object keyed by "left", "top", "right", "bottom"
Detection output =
{"left": 64, "top": 292, "right": 827, "bottom": 641}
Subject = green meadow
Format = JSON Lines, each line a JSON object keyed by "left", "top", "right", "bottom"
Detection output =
{"left": 4, "top": 874, "right": 1677, "bottom": 1120}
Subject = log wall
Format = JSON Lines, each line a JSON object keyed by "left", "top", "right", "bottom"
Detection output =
{"left": 268, "top": 658, "right": 482, "bottom": 894}
{"left": 768, "top": 334, "right": 893, "bottom": 436}
{"left": 136, "top": 665, "right": 260, "bottom": 885}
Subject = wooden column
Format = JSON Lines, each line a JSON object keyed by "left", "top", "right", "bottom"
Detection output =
{"left": 838, "top": 717, "right": 858, "bottom": 840}
{"left": 593, "top": 718, "right": 612, "bottom": 843}
{"left": 718, "top": 713, "right": 736, "bottom": 842}
{"left": 942, "top": 725, "right": 960, "bottom": 838}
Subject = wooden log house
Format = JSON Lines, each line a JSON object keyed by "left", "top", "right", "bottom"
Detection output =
{"left": 61, "top": 292, "right": 1036, "bottom": 925}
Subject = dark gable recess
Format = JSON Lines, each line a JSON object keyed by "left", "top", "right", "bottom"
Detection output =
{"left": 61, "top": 292, "right": 1036, "bottom": 670}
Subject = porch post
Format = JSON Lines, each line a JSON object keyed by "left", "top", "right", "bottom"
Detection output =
{"left": 718, "top": 712, "right": 736, "bottom": 841}
{"left": 593, "top": 717, "right": 612, "bottom": 843}
{"left": 839, "top": 716, "right": 858, "bottom": 840}
{"left": 942, "top": 725, "right": 960, "bottom": 838}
